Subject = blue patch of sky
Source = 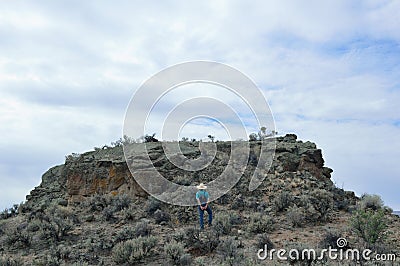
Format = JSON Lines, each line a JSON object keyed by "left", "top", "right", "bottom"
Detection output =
{"left": 273, "top": 112, "right": 399, "bottom": 128}
{"left": 332, "top": 38, "right": 399, "bottom": 69}
{"left": 259, "top": 84, "right": 285, "bottom": 92}
{"left": 261, "top": 30, "right": 310, "bottom": 51}
{"left": 264, "top": 30, "right": 400, "bottom": 76}
{"left": 186, "top": 115, "right": 255, "bottom": 131}
{"left": 333, "top": 118, "right": 362, "bottom": 124}
{"left": 182, "top": 114, "right": 261, "bottom": 138}
{"left": 185, "top": 117, "right": 220, "bottom": 126}
{"left": 295, "top": 114, "right": 307, "bottom": 120}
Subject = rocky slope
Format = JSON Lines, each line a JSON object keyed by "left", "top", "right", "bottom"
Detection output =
{"left": 0, "top": 134, "right": 399, "bottom": 265}
{"left": 25, "top": 134, "right": 337, "bottom": 208}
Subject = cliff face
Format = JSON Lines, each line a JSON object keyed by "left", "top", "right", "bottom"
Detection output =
{"left": 24, "top": 134, "right": 350, "bottom": 210}
{"left": 25, "top": 146, "right": 147, "bottom": 211}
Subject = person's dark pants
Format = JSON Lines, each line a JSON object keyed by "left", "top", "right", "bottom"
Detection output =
{"left": 198, "top": 204, "right": 212, "bottom": 229}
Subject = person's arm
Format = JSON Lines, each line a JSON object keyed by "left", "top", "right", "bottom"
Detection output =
{"left": 204, "top": 192, "right": 210, "bottom": 209}
{"left": 198, "top": 199, "right": 206, "bottom": 210}
{"left": 196, "top": 193, "right": 204, "bottom": 210}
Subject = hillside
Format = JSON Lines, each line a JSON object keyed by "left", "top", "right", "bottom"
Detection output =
{"left": 0, "top": 134, "right": 399, "bottom": 265}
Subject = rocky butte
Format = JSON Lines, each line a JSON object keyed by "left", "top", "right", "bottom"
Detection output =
{"left": 0, "top": 134, "right": 399, "bottom": 265}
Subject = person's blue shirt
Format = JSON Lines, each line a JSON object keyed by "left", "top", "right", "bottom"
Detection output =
{"left": 196, "top": 190, "right": 209, "bottom": 205}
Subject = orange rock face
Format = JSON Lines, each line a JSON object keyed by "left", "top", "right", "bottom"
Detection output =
{"left": 65, "top": 159, "right": 147, "bottom": 203}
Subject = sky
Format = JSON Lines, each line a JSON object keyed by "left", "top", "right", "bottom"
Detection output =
{"left": 0, "top": 1, "right": 399, "bottom": 210}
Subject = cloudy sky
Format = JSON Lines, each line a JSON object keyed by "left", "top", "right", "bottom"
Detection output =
{"left": 1, "top": 1, "right": 399, "bottom": 210}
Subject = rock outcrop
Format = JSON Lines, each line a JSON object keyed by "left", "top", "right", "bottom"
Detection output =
{"left": 24, "top": 134, "right": 350, "bottom": 211}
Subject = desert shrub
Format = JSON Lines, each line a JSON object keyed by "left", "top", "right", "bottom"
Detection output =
{"left": 154, "top": 209, "right": 170, "bottom": 224}
{"left": 28, "top": 209, "right": 47, "bottom": 222}
{"left": 65, "top": 153, "right": 81, "bottom": 162}
{"left": 274, "top": 191, "right": 293, "bottom": 212}
{"left": 85, "top": 194, "right": 108, "bottom": 212}
{"left": 5, "top": 228, "right": 31, "bottom": 248}
{"left": 335, "top": 197, "right": 351, "bottom": 211}
{"left": 247, "top": 213, "right": 275, "bottom": 234}
{"left": 164, "top": 241, "right": 185, "bottom": 265}
{"left": 102, "top": 206, "right": 116, "bottom": 222}
{"left": 39, "top": 219, "right": 73, "bottom": 243}
{"left": 46, "top": 245, "right": 72, "bottom": 263}
{"left": 173, "top": 230, "right": 186, "bottom": 243}
{"left": 179, "top": 253, "right": 192, "bottom": 266}
{"left": 174, "top": 176, "right": 191, "bottom": 186}
{"left": 383, "top": 205, "right": 393, "bottom": 214}
{"left": 27, "top": 219, "right": 42, "bottom": 232}
{"left": 183, "top": 227, "right": 220, "bottom": 255}
{"left": 51, "top": 216, "right": 74, "bottom": 240}
{"left": 249, "top": 133, "right": 258, "bottom": 142}
{"left": 0, "top": 205, "right": 19, "bottom": 220}
{"left": 202, "top": 229, "right": 221, "bottom": 253}
{"left": 34, "top": 254, "right": 60, "bottom": 266}
{"left": 111, "top": 194, "right": 132, "bottom": 212}
{"left": 194, "top": 257, "right": 206, "bottom": 266}
{"left": 217, "top": 237, "right": 244, "bottom": 266}
{"left": 0, "top": 209, "right": 9, "bottom": 220}
{"left": 182, "top": 227, "right": 201, "bottom": 247}
{"left": 112, "top": 236, "right": 157, "bottom": 264}
{"left": 71, "top": 262, "right": 90, "bottom": 266}
{"left": 176, "top": 206, "right": 198, "bottom": 224}
{"left": 216, "top": 194, "right": 230, "bottom": 205}
{"left": 286, "top": 206, "right": 305, "bottom": 227}
{"left": 11, "top": 204, "right": 19, "bottom": 215}
{"left": 350, "top": 209, "right": 387, "bottom": 245}
{"left": 56, "top": 245, "right": 72, "bottom": 260}
{"left": 255, "top": 201, "right": 268, "bottom": 213}
{"left": 228, "top": 211, "right": 242, "bottom": 225}
{"left": 0, "top": 256, "right": 23, "bottom": 266}
{"left": 145, "top": 197, "right": 161, "bottom": 215}
{"left": 38, "top": 222, "right": 58, "bottom": 243}
{"left": 319, "top": 230, "right": 344, "bottom": 249}
{"left": 299, "top": 191, "right": 333, "bottom": 223}
{"left": 115, "top": 227, "right": 136, "bottom": 243}
{"left": 121, "top": 206, "right": 136, "bottom": 221}
{"left": 36, "top": 208, "right": 74, "bottom": 242}
{"left": 369, "top": 242, "right": 394, "bottom": 257}
{"left": 84, "top": 214, "right": 95, "bottom": 222}
{"left": 308, "top": 189, "right": 334, "bottom": 221}
{"left": 359, "top": 194, "right": 384, "bottom": 211}
{"left": 214, "top": 213, "right": 233, "bottom": 235}
{"left": 231, "top": 195, "right": 245, "bottom": 211}
{"left": 303, "top": 204, "right": 321, "bottom": 224}
{"left": 135, "top": 220, "right": 151, "bottom": 237}
{"left": 48, "top": 205, "right": 79, "bottom": 223}
{"left": 17, "top": 202, "right": 29, "bottom": 214}
{"left": 331, "top": 187, "right": 351, "bottom": 211}
{"left": 255, "top": 233, "right": 274, "bottom": 250}
{"left": 144, "top": 133, "right": 158, "bottom": 142}
{"left": 85, "top": 232, "right": 114, "bottom": 253}
{"left": 110, "top": 135, "right": 136, "bottom": 147}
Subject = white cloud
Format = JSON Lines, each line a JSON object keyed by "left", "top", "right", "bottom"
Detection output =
{"left": 0, "top": 1, "right": 399, "bottom": 210}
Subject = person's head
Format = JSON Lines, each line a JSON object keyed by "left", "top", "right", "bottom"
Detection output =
{"left": 196, "top": 183, "right": 207, "bottom": 190}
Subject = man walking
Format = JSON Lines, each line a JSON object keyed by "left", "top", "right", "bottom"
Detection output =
{"left": 196, "top": 183, "right": 212, "bottom": 230}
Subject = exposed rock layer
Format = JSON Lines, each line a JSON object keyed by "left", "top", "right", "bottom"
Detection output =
{"left": 24, "top": 134, "right": 348, "bottom": 210}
